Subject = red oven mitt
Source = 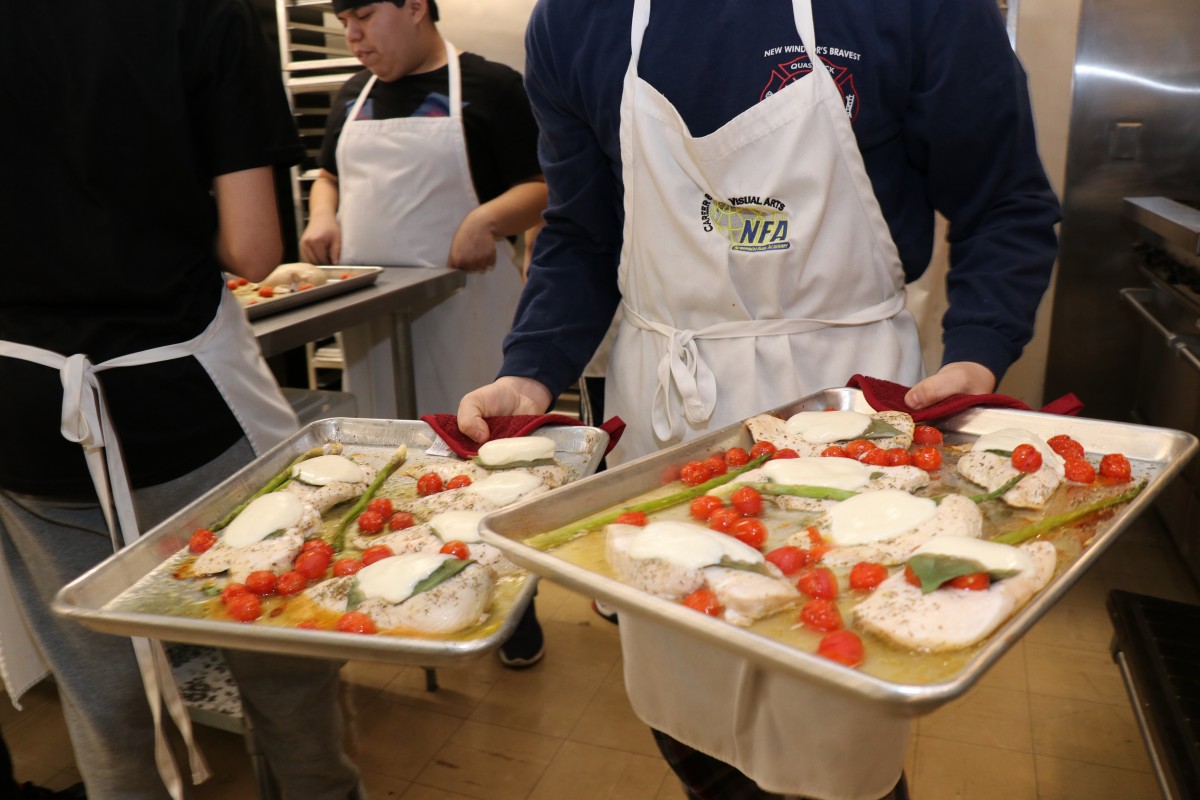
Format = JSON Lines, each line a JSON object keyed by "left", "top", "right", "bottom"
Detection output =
{"left": 421, "top": 413, "right": 626, "bottom": 458}
{"left": 846, "top": 375, "right": 1084, "bottom": 422}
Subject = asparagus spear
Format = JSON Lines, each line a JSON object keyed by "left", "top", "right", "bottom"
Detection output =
{"left": 209, "top": 445, "right": 333, "bottom": 532}
{"left": 991, "top": 480, "right": 1146, "bottom": 546}
{"left": 329, "top": 445, "right": 409, "bottom": 551}
{"left": 737, "top": 481, "right": 859, "bottom": 502}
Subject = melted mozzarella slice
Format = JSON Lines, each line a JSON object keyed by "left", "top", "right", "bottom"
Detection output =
{"left": 225, "top": 492, "right": 304, "bottom": 549}
{"left": 911, "top": 535, "right": 1033, "bottom": 577}
{"left": 467, "top": 471, "right": 543, "bottom": 505}
{"left": 761, "top": 457, "right": 871, "bottom": 491}
{"left": 972, "top": 428, "right": 1065, "bottom": 478}
{"left": 627, "top": 521, "right": 765, "bottom": 570}
{"left": 826, "top": 489, "right": 938, "bottom": 546}
{"left": 429, "top": 510, "right": 486, "bottom": 543}
{"left": 356, "top": 552, "right": 455, "bottom": 604}
{"left": 783, "top": 410, "right": 871, "bottom": 443}
{"left": 477, "top": 436, "right": 556, "bottom": 466}
{"left": 292, "top": 454, "right": 365, "bottom": 486}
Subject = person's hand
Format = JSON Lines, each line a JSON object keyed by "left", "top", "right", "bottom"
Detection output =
{"left": 448, "top": 209, "right": 499, "bottom": 272}
{"left": 457, "top": 377, "right": 553, "bottom": 443}
{"left": 299, "top": 215, "right": 341, "bottom": 265}
{"left": 904, "top": 362, "right": 996, "bottom": 409}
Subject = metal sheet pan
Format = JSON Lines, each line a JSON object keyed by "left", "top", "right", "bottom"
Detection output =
{"left": 236, "top": 266, "right": 383, "bottom": 320}
{"left": 479, "top": 388, "right": 1198, "bottom": 714}
{"left": 52, "top": 418, "right": 609, "bottom": 666}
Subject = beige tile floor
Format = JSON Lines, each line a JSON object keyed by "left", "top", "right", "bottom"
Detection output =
{"left": 6, "top": 511, "right": 1196, "bottom": 800}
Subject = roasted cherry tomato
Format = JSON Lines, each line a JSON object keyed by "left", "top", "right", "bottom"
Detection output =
{"left": 257, "top": 286, "right": 274, "bottom": 298}
{"left": 226, "top": 593, "right": 262, "bottom": 622}
{"left": 439, "top": 540, "right": 471, "bottom": 560}
{"left": 904, "top": 564, "right": 922, "bottom": 588}
{"left": 1011, "top": 443, "right": 1043, "bottom": 473}
{"left": 275, "top": 571, "right": 308, "bottom": 595}
{"left": 189, "top": 528, "right": 217, "bottom": 554}
{"left": 765, "top": 546, "right": 808, "bottom": 576}
{"left": 799, "top": 598, "right": 843, "bottom": 632}
{"left": 294, "top": 549, "right": 331, "bottom": 579}
{"left": 860, "top": 448, "right": 890, "bottom": 467}
{"left": 817, "top": 630, "right": 864, "bottom": 667}
{"left": 445, "top": 474, "right": 473, "bottom": 490}
{"left": 910, "top": 446, "right": 942, "bottom": 472}
{"left": 724, "top": 447, "right": 751, "bottom": 467}
{"left": 332, "top": 558, "right": 364, "bottom": 577}
{"left": 226, "top": 279, "right": 240, "bottom": 291}
{"left": 335, "top": 611, "right": 376, "bottom": 635}
{"left": 388, "top": 512, "right": 416, "bottom": 531}
{"left": 1048, "top": 434, "right": 1086, "bottom": 461}
{"left": 220, "top": 583, "right": 250, "bottom": 605}
{"left": 848, "top": 562, "right": 889, "bottom": 591}
{"left": 797, "top": 567, "right": 838, "bottom": 600}
{"left": 947, "top": 572, "right": 991, "bottom": 591}
{"left": 244, "top": 570, "right": 277, "bottom": 596}
{"left": 820, "top": 445, "right": 849, "bottom": 459}
{"left": 361, "top": 544, "right": 394, "bottom": 566}
{"left": 301, "top": 539, "right": 335, "bottom": 559}
{"left": 416, "top": 472, "right": 444, "bottom": 496}
{"left": 1099, "top": 453, "right": 1132, "bottom": 482}
{"left": 912, "top": 425, "right": 944, "bottom": 445}
{"left": 682, "top": 588, "right": 723, "bottom": 617}
{"left": 297, "top": 283, "right": 315, "bottom": 291}
{"left": 703, "top": 456, "right": 728, "bottom": 477}
{"left": 730, "top": 486, "right": 763, "bottom": 517}
{"left": 772, "top": 448, "right": 799, "bottom": 460}
{"left": 844, "top": 439, "right": 876, "bottom": 459}
{"left": 366, "top": 497, "right": 394, "bottom": 518}
{"left": 884, "top": 447, "right": 912, "bottom": 467}
{"left": 690, "top": 495, "right": 725, "bottom": 520}
{"left": 356, "top": 510, "right": 385, "bottom": 534}
{"left": 679, "top": 461, "right": 714, "bottom": 486}
{"left": 615, "top": 511, "right": 648, "bottom": 526}
{"left": 295, "top": 620, "right": 320, "bottom": 630}
{"left": 1064, "top": 458, "right": 1096, "bottom": 484}
{"left": 731, "top": 518, "right": 767, "bottom": 549}
{"left": 749, "top": 441, "right": 778, "bottom": 459}
{"left": 708, "top": 507, "right": 742, "bottom": 533}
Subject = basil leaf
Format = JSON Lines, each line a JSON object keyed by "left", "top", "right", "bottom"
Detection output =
{"left": 471, "top": 456, "right": 557, "bottom": 470}
{"left": 715, "top": 557, "right": 774, "bottom": 577}
{"left": 984, "top": 448, "right": 1014, "bottom": 458}
{"left": 412, "top": 558, "right": 473, "bottom": 596}
{"left": 863, "top": 418, "right": 904, "bottom": 439}
{"left": 263, "top": 529, "right": 286, "bottom": 540}
{"left": 346, "top": 579, "right": 366, "bottom": 611}
{"left": 906, "top": 554, "right": 989, "bottom": 594}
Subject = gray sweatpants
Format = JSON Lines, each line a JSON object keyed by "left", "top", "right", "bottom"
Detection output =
{"left": 0, "top": 439, "right": 362, "bottom": 800}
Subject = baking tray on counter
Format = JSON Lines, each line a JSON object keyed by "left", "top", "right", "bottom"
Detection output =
{"left": 53, "top": 418, "right": 609, "bottom": 666}
{"left": 234, "top": 266, "right": 383, "bottom": 320}
{"left": 479, "top": 388, "right": 1198, "bottom": 714}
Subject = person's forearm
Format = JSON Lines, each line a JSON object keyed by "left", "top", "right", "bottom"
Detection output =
{"left": 471, "top": 178, "right": 548, "bottom": 240}
{"left": 214, "top": 166, "right": 283, "bottom": 282}
{"left": 308, "top": 171, "right": 340, "bottom": 223}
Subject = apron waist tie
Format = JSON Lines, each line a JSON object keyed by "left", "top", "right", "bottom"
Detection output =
{"left": 621, "top": 292, "right": 907, "bottom": 441}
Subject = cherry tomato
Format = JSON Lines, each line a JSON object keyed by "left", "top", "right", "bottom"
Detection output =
{"left": 220, "top": 583, "right": 250, "bottom": 605}
{"left": 295, "top": 620, "right": 320, "bottom": 630}
{"left": 275, "top": 571, "right": 307, "bottom": 595}
{"left": 765, "top": 546, "right": 808, "bottom": 576}
{"left": 294, "top": 549, "right": 331, "bottom": 579}
{"left": 859, "top": 448, "right": 890, "bottom": 467}
{"left": 725, "top": 447, "right": 751, "bottom": 467}
{"left": 804, "top": 526, "right": 825, "bottom": 547}
{"left": 335, "top": 611, "right": 376, "bottom": 635}
{"left": 749, "top": 441, "right": 778, "bottom": 459}
{"left": 388, "top": 512, "right": 416, "bottom": 531}
{"left": 820, "top": 445, "right": 849, "bottom": 459}
{"left": 912, "top": 425, "right": 944, "bottom": 445}
{"left": 682, "top": 588, "right": 723, "bottom": 617}
{"left": 257, "top": 286, "right": 274, "bottom": 298}
{"left": 1048, "top": 434, "right": 1086, "bottom": 461}
{"left": 1099, "top": 453, "right": 1132, "bottom": 482}
{"left": 904, "top": 564, "right": 922, "bottom": 588}
{"left": 1011, "top": 443, "right": 1043, "bottom": 473}
{"left": 236, "top": 277, "right": 248, "bottom": 286}
{"left": 797, "top": 567, "right": 838, "bottom": 600}
{"left": 244, "top": 570, "right": 277, "bottom": 596}
{"left": 731, "top": 518, "right": 768, "bottom": 549}
{"left": 301, "top": 539, "right": 334, "bottom": 559}
{"left": 818, "top": 630, "right": 864, "bottom": 667}
{"left": 416, "top": 472, "right": 444, "bottom": 496}
{"left": 844, "top": 439, "right": 876, "bottom": 459}
{"left": 356, "top": 510, "right": 385, "bottom": 534}
{"left": 1064, "top": 458, "right": 1096, "bottom": 484}
{"left": 679, "top": 461, "right": 714, "bottom": 487}
{"left": 439, "top": 540, "right": 471, "bottom": 560}
{"left": 445, "top": 474, "right": 473, "bottom": 490}
{"left": 910, "top": 446, "right": 942, "bottom": 472}
{"left": 799, "top": 598, "right": 843, "bottom": 632}
{"left": 366, "top": 497, "right": 394, "bottom": 518}
{"left": 772, "top": 448, "right": 799, "bottom": 460}
{"left": 884, "top": 447, "right": 912, "bottom": 467}
{"left": 703, "top": 456, "right": 728, "bottom": 477}
{"left": 226, "top": 279, "right": 240, "bottom": 291}
{"left": 297, "top": 283, "right": 315, "bottom": 291}
{"left": 947, "top": 572, "right": 991, "bottom": 591}
{"left": 708, "top": 507, "right": 742, "bottom": 533}
{"left": 226, "top": 593, "right": 262, "bottom": 622}
{"left": 690, "top": 495, "right": 725, "bottom": 520}
{"left": 730, "top": 486, "right": 763, "bottom": 517}
{"left": 332, "top": 558, "right": 364, "bottom": 577}
{"left": 848, "top": 562, "right": 889, "bottom": 591}
{"left": 615, "top": 511, "right": 648, "bottom": 526}
{"left": 188, "top": 528, "right": 217, "bottom": 554}
{"left": 361, "top": 544, "right": 394, "bottom": 566}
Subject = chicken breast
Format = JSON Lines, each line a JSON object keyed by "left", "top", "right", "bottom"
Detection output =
{"left": 350, "top": 517, "right": 521, "bottom": 579}
{"left": 745, "top": 410, "right": 914, "bottom": 456}
{"left": 400, "top": 460, "right": 568, "bottom": 490}
{"left": 728, "top": 457, "right": 931, "bottom": 513}
{"left": 393, "top": 471, "right": 552, "bottom": 518}
{"left": 813, "top": 493, "right": 984, "bottom": 570}
{"left": 192, "top": 499, "right": 322, "bottom": 581}
{"left": 701, "top": 565, "right": 801, "bottom": 626}
{"left": 851, "top": 541, "right": 1056, "bottom": 651}
{"left": 285, "top": 462, "right": 378, "bottom": 514}
{"left": 956, "top": 452, "right": 1062, "bottom": 510}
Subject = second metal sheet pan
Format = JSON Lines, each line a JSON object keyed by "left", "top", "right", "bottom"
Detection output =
{"left": 53, "top": 418, "right": 609, "bottom": 666}
{"left": 238, "top": 266, "right": 383, "bottom": 320}
{"left": 479, "top": 388, "right": 1197, "bottom": 714}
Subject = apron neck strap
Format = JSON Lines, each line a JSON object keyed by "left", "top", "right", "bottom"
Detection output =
{"left": 348, "top": 38, "right": 463, "bottom": 124}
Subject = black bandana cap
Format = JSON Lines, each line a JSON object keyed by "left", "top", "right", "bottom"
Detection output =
{"left": 331, "top": 0, "right": 439, "bottom": 21}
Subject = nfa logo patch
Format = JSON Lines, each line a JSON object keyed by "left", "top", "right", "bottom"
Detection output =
{"left": 700, "top": 194, "right": 791, "bottom": 252}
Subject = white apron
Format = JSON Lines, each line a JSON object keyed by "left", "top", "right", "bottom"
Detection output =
{"left": 609, "top": 0, "right": 923, "bottom": 796}
{"left": 336, "top": 41, "right": 525, "bottom": 416}
{"left": 0, "top": 288, "right": 298, "bottom": 799}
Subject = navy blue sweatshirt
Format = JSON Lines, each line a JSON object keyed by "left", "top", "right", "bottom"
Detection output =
{"left": 500, "top": 0, "right": 1060, "bottom": 400}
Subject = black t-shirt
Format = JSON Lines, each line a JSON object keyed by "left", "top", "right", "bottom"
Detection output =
{"left": 0, "top": 0, "right": 304, "bottom": 497}
{"left": 319, "top": 53, "right": 541, "bottom": 204}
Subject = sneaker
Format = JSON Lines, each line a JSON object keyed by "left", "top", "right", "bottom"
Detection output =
{"left": 592, "top": 599, "right": 619, "bottom": 625}
{"left": 499, "top": 604, "right": 545, "bottom": 669}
